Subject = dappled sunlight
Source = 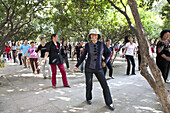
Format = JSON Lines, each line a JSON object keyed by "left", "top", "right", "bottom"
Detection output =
{"left": 0, "top": 55, "right": 166, "bottom": 113}
{"left": 38, "top": 83, "right": 45, "bottom": 86}
{"left": 54, "top": 90, "right": 65, "bottom": 95}
{"left": 6, "top": 89, "right": 15, "bottom": 93}
{"left": 133, "top": 106, "right": 163, "bottom": 113}
{"left": 73, "top": 83, "right": 85, "bottom": 88}
{"left": 110, "top": 81, "right": 134, "bottom": 87}
{"left": 55, "top": 96, "right": 71, "bottom": 101}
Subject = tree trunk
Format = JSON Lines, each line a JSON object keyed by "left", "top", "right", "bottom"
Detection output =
{"left": 128, "top": 0, "right": 170, "bottom": 113}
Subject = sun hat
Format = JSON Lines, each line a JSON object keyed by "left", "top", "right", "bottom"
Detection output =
{"left": 88, "top": 28, "right": 101, "bottom": 39}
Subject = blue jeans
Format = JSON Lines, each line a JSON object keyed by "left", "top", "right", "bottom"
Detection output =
{"left": 81, "top": 58, "right": 87, "bottom": 72}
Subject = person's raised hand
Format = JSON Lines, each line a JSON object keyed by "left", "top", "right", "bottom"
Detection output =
{"left": 41, "top": 59, "right": 45, "bottom": 65}
{"left": 21, "top": 56, "right": 24, "bottom": 59}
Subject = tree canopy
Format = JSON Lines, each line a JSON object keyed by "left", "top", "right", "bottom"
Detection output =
{"left": 0, "top": 0, "right": 169, "bottom": 44}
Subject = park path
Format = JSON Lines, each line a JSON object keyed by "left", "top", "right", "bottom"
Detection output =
{"left": 0, "top": 57, "right": 169, "bottom": 113}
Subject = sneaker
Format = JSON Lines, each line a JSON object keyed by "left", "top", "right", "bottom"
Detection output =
{"left": 64, "top": 85, "right": 71, "bottom": 88}
{"left": 44, "top": 76, "right": 47, "bottom": 79}
{"left": 87, "top": 100, "right": 92, "bottom": 105}
{"left": 108, "top": 104, "right": 115, "bottom": 111}
{"left": 166, "top": 80, "right": 170, "bottom": 83}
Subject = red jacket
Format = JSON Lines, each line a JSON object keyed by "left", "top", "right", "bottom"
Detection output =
{"left": 5, "top": 46, "right": 11, "bottom": 53}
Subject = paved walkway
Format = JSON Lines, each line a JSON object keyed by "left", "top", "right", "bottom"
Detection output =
{"left": 0, "top": 57, "right": 169, "bottom": 113}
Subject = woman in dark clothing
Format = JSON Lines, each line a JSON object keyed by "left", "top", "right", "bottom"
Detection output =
{"left": 11, "top": 41, "right": 17, "bottom": 63}
{"left": 137, "top": 46, "right": 141, "bottom": 71}
{"left": 156, "top": 30, "right": 170, "bottom": 83}
{"left": 61, "top": 41, "right": 70, "bottom": 70}
{"left": 73, "top": 28, "right": 114, "bottom": 111}
{"left": 103, "top": 39, "right": 114, "bottom": 79}
{"left": 43, "top": 34, "right": 70, "bottom": 88}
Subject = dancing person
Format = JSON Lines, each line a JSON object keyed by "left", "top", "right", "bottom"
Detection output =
{"left": 11, "top": 41, "right": 17, "bottom": 63}
{"left": 61, "top": 40, "right": 70, "bottom": 70}
{"left": 22, "top": 41, "right": 40, "bottom": 74}
{"left": 120, "top": 36, "right": 138, "bottom": 75}
{"left": 156, "top": 30, "right": 170, "bottom": 83}
{"left": 73, "top": 28, "right": 115, "bottom": 111}
{"left": 43, "top": 34, "right": 70, "bottom": 88}
{"left": 137, "top": 46, "right": 141, "bottom": 71}
{"left": 16, "top": 42, "right": 23, "bottom": 65}
{"left": 69, "top": 42, "right": 72, "bottom": 58}
{"left": 121, "top": 42, "right": 126, "bottom": 58}
{"left": 80, "top": 41, "right": 85, "bottom": 73}
{"left": 5, "top": 43, "right": 12, "bottom": 61}
{"left": 75, "top": 42, "right": 83, "bottom": 62}
{"left": 19, "top": 39, "right": 31, "bottom": 68}
{"left": 37, "top": 37, "right": 51, "bottom": 79}
{"left": 103, "top": 39, "right": 114, "bottom": 79}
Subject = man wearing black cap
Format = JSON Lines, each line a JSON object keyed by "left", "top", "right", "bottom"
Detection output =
{"left": 103, "top": 39, "right": 114, "bottom": 79}
{"left": 156, "top": 30, "right": 170, "bottom": 83}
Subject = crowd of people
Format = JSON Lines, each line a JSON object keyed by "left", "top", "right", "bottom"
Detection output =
{"left": 1, "top": 28, "right": 170, "bottom": 111}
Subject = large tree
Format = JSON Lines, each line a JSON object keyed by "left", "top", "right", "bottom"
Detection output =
{"left": 0, "top": 0, "right": 48, "bottom": 55}
{"left": 107, "top": 0, "right": 170, "bottom": 112}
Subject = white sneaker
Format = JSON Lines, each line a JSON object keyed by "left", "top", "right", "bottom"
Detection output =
{"left": 166, "top": 80, "right": 170, "bottom": 83}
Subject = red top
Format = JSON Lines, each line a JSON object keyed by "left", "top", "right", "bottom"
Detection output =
{"left": 151, "top": 46, "right": 154, "bottom": 53}
{"left": 56, "top": 45, "right": 59, "bottom": 49}
{"left": 5, "top": 46, "right": 11, "bottom": 53}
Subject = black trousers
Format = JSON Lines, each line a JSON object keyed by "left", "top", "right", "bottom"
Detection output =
{"left": 18, "top": 53, "right": 22, "bottom": 65}
{"left": 62, "top": 55, "right": 69, "bottom": 69}
{"left": 7, "top": 52, "right": 11, "bottom": 60}
{"left": 126, "top": 55, "right": 136, "bottom": 75}
{"left": 103, "top": 60, "right": 113, "bottom": 77}
{"left": 69, "top": 50, "right": 72, "bottom": 58}
{"left": 138, "top": 54, "right": 141, "bottom": 70}
{"left": 85, "top": 68, "right": 113, "bottom": 105}
{"left": 12, "top": 50, "right": 16, "bottom": 63}
{"left": 156, "top": 58, "right": 170, "bottom": 82}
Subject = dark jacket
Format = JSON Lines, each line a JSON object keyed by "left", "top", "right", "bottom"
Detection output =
{"left": 75, "top": 41, "right": 111, "bottom": 70}
{"left": 46, "top": 41, "right": 63, "bottom": 65}
{"left": 156, "top": 39, "right": 170, "bottom": 62}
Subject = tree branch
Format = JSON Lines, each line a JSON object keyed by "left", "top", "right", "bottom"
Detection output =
{"left": 120, "top": 0, "right": 127, "bottom": 12}
{"left": 0, "top": 1, "right": 11, "bottom": 30}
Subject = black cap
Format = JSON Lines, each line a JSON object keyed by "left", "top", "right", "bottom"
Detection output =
{"left": 106, "top": 39, "right": 111, "bottom": 42}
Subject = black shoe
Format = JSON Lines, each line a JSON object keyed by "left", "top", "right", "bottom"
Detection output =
{"left": 110, "top": 76, "right": 114, "bottom": 79}
{"left": 87, "top": 100, "right": 92, "bottom": 105}
{"left": 108, "top": 104, "right": 115, "bottom": 111}
{"left": 64, "top": 85, "right": 71, "bottom": 88}
{"left": 131, "top": 73, "right": 136, "bottom": 75}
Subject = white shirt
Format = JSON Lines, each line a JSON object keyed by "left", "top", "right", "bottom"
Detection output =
{"left": 125, "top": 42, "right": 137, "bottom": 56}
